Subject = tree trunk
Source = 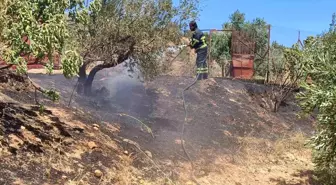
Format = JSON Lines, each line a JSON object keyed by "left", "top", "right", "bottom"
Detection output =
{"left": 221, "top": 62, "right": 224, "bottom": 78}
{"left": 77, "top": 64, "right": 87, "bottom": 94}
{"left": 273, "top": 100, "right": 279, "bottom": 112}
{"left": 83, "top": 65, "right": 103, "bottom": 96}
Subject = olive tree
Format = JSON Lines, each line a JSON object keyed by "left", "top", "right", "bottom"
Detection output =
{"left": 0, "top": 0, "right": 98, "bottom": 100}
{"left": 297, "top": 32, "right": 336, "bottom": 183}
{"left": 269, "top": 43, "right": 304, "bottom": 112}
{"left": 71, "top": 0, "right": 200, "bottom": 95}
{"left": 210, "top": 32, "right": 231, "bottom": 77}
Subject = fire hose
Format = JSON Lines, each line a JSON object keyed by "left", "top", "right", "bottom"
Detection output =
{"left": 181, "top": 73, "right": 202, "bottom": 185}
{"left": 171, "top": 45, "right": 202, "bottom": 185}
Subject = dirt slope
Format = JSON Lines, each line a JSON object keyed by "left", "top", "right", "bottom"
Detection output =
{"left": 16, "top": 69, "right": 317, "bottom": 185}
{"left": 0, "top": 71, "right": 152, "bottom": 185}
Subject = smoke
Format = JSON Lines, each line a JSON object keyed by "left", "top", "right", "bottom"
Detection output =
{"left": 97, "top": 61, "right": 143, "bottom": 98}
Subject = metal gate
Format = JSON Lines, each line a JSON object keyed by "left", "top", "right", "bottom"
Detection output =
{"left": 230, "top": 29, "right": 256, "bottom": 79}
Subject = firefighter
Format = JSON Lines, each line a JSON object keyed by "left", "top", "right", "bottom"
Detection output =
{"left": 188, "top": 21, "right": 208, "bottom": 80}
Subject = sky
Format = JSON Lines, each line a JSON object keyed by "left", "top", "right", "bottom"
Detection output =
{"left": 185, "top": 0, "right": 335, "bottom": 46}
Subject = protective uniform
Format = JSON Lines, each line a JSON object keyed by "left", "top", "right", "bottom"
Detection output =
{"left": 189, "top": 21, "right": 208, "bottom": 80}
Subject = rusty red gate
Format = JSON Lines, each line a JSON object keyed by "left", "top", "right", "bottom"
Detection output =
{"left": 230, "top": 29, "right": 256, "bottom": 79}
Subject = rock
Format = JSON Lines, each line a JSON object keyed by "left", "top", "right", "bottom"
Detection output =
{"left": 92, "top": 124, "right": 100, "bottom": 128}
{"left": 144, "top": 150, "right": 152, "bottom": 158}
{"left": 94, "top": 170, "right": 103, "bottom": 178}
{"left": 8, "top": 134, "right": 24, "bottom": 149}
{"left": 87, "top": 141, "right": 98, "bottom": 149}
{"left": 61, "top": 175, "right": 67, "bottom": 180}
{"left": 20, "top": 126, "right": 26, "bottom": 131}
{"left": 162, "top": 159, "right": 173, "bottom": 166}
{"left": 35, "top": 138, "right": 42, "bottom": 143}
{"left": 123, "top": 150, "right": 129, "bottom": 155}
{"left": 139, "top": 179, "right": 145, "bottom": 184}
{"left": 93, "top": 127, "right": 99, "bottom": 131}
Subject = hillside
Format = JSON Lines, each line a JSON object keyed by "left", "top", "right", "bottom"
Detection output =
{"left": 0, "top": 67, "right": 316, "bottom": 184}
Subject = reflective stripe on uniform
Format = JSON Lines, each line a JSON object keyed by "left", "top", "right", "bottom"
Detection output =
{"left": 196, "top": 67, "right": 208, "bottom": 74}
{"left": 201, "top": 35, "right": 206, "bottom": 43}
{"left": 191, "top": 38, "right": 200, "bottom": 47}
{"left": 195, "top": 44, "right": 207, "bottom": 52}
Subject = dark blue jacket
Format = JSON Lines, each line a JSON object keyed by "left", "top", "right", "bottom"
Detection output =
{"left": 190, "top": 28, "right": 207, "bottom": 51}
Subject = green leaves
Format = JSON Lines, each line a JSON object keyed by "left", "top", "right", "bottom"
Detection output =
{"left": 211, "top": 32, "right": 231, "bottom": 63}
{"left": 70, "top": 0, "right": 200, "bottom": 81}
{"left": 0, "top": 0, "right": 91, "bottom": 77}
{"left": 297, "top": 30, "right": 336, "bottom": 183}
{"left": 43, "top": 88, "right": 60, "bottom": 102}
{"left": 61, "top": 50, "right": 83, "bottom": 79}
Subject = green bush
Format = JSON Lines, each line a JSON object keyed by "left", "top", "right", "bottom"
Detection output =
{"left": 297, "top": 31, "right": 336, "bottom": 184}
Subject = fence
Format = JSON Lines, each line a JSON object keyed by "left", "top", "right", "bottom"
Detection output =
{"left": 203, "top": 24, "right": 319, "bottom": 81}
{"left": 205, "top": 24, "right": 271, "bottom": 80}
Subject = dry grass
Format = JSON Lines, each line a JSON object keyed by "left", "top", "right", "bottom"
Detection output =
{"left": 236, "top": 132, "right": 310, "bottom": 163}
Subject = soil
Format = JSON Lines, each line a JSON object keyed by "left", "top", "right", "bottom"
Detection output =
{"left": 0, "top": 66, "right": 317, "bottom": 185}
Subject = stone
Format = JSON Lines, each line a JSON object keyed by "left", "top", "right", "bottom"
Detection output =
{"left": 87, "top": 141, "right": 98, "bottom": 149}
{"left": 94, "top": 170, "right": 103, "bottom": 178}
{"left": 144, "top": 150, "right": 152, "bottom": 158}
{"left": 92, "top": 124, "right": 100, "bottom": 128}
{"left": 8, "top": 134, "right": 24, "bottom": 149}
{"left": 35, "top": 138, "right": 42, "bottom": 143}
{"left": 123, "top": 150, "right": 129, "bottom": 155}
{"left": 93, "top": 127, "right": 99, "bottom": 131}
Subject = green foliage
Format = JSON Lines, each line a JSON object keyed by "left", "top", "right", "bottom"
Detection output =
{"left": 0, "top": 0, "right": 91, "bottom": 78}
{"left": 73, "top": 0, "right": 200, "bottom": 81}
{"left": 210, "top": 32, "right": 231, "bottom": 77}
{"left": 246, "top": 18, "right": 269, "bottom": 76}
{"left": 296, "top": 31, "right": 336, "bottom": 184}
{"left": 61, "top": 51, "right": 83, "bottom": 78}
{"left": 269, "top": 41, "right": 286, "bottom": 77}
{"left": 42, "top": 88, "right": 60, "bottom": 102}
{"left": 211, "top": 33, "right": 231, "bottom": 62}
{"left": 38, "top": 104, "right": 46, "bottom": 115}
{"left": 228, "top": 10, "right": 245, "bottom": 30}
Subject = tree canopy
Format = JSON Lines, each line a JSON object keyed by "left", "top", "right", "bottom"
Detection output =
{"left": 0, "top": 0, "right": 200, "bottom": 96}
{"left": 70, "top": 0, "right": 200, "bottom": 95}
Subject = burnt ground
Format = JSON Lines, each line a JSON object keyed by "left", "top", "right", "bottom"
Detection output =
{"left": 0, "top": 67, "right": 315, "bottom": 185}
{"left": 0, "top": 70, "right": 151, "bottom": 185}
